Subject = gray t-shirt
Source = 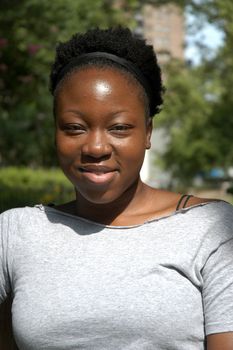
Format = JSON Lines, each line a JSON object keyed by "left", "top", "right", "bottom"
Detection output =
{"left": 0, "top": 201, "right": 233, "bottom": 350}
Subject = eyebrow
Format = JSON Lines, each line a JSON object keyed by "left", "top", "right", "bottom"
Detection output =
{"left": 62, "top": 109, "right": 85, "bottom": 116}
{"left": 62, "top": 109, "right": 131, "bottom": 117}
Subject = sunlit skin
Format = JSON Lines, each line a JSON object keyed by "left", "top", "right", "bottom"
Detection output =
{"left": 55, "top": 67, "right": 208, "bottom": 225}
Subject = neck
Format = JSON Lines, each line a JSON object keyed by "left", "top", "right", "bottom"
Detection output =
{"left": 74, "top": 178, "right": 149, "bottom": 225}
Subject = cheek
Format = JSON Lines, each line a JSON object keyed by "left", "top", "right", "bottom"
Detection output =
{"left": 55, "top": 133, "right": 79, "bottom": 163}
{"left": 117, "top": 137, "right": 147, "bottom": 166}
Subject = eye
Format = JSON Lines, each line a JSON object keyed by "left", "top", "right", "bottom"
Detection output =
{"left": 109, "top": 124, "right": 133, "bottom": 136}
{"left": 62, "top": 124, "right": 86, "bottom": 135}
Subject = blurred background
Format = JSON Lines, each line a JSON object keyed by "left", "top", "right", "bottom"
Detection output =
{"left": 0, "top": 0, "right": 233, "bottom": 213}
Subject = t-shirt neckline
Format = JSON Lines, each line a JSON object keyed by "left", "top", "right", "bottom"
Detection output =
{"left": 35, "top": 201, "right": 220, "bottom": 230}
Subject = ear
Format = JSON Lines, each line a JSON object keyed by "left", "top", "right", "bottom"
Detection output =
{"left": 145, "top": 118, "right": 152, "bottom": 149}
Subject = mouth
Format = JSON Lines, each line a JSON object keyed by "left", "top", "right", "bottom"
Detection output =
{"left": 78, "top": 166, "right": 118, "bottom": 185}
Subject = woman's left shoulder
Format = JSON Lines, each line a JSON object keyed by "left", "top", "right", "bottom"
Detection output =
{"left": 156, "top": 189, "right": 232, "bottom": 217}
{"left": 188, "top": 198, "right": 233, "bottom": 247}
{"left": 184, "top": 197, "right": 232, "bottom": 232}
{"left": 188, "top": 196, "right": 233, "bottom": 219}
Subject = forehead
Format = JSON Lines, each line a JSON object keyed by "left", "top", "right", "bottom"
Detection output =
{"left": 54, "top": 66, "right": 148, "bottom": 122}
{"left": 55, "top": 65, "right": 144, "bottom": 96}
{"left": 57, "top": 68, "right": 136, "bottom": 103}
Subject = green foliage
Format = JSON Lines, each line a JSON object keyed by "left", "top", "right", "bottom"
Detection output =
{"left": 156, "top": 0, "right": 233, "bottom": 185}
{"left": 0, "top": 167, "right": 74, "bottom": 213}
{"left": 157, "top": 62, "right": 213, "bottom": 184}
{"left": 158, "top": 57, "right": 233, "bottom": 184}
{"left": 227, "top": 185, "right": 233, "bottom": 196}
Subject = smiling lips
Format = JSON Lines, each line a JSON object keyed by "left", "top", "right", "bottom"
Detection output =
{"left": 78, "top": 166, "right": 118, "bottom": 185}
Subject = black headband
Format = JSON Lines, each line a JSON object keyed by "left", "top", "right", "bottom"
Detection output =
{"left": 54, "top": 52, "right": 152, "bottom": 113}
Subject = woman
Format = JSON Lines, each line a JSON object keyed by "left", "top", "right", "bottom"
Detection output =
{"left": 0, "top": 27, "right": 233, "bottom": 350}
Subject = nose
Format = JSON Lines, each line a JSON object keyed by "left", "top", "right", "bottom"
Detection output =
{"left": 81, "top": 130, "right": 112, "bottom": 159}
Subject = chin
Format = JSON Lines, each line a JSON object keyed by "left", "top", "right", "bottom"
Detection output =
{"left": 75, "top": 180, "right": 139, "bottom": 205}
{"left": 76, "top": 189, "right": 122, "bottom": 205}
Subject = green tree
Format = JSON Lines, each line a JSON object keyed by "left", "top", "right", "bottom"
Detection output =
{"left": 156, "top": 0, "right": 233, "bottom": 184}
{"left": 156, "top": 61, "right": 219, "bottom": 185}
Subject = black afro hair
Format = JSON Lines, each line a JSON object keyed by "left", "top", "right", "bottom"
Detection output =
{"left": 50, "top": 27, "right": 164, "bottom": 117}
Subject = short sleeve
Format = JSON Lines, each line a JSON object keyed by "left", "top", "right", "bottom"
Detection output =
{"left": 0, "top": 211, "right": 13, "bottom": 304}
{"left": 202, "top": 210, "right": 233, "bottom": 335}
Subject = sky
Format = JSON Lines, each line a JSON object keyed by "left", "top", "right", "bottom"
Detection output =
{"left": 185, "top": 13, "right": 224, "bottom": 65}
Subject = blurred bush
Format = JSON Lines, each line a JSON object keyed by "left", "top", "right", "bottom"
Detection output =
{"left": 0, "top": 167, "right": 74, "bottom": 213}
{"left": 227, "top": 185, "right": 233, "bottom": 195}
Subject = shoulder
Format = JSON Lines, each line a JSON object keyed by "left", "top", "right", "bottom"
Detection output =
{"left": 175, "top": 194, "right": 233, "bottom": 229}
{"left": 146, "top": 187, "right": 232, "bottom": 223}
{"left": 185, "top": 197, "right": 233, "bottom": 222}
{"left": 158, "top": 188, "right": 232, "bottom": 214}
{"left": 1, "top": 206, "right": 35, "bottom": 220}
{"left": 171, "top": 192, "right": 224, "bottom": 212}
{"left": 150, "top": 188, "right": 226, "bottom": 213}
{"left": 156, "top": 189, "right": 232, "bottom": 233}
{"left": 183, "top": 195, "right": 221, "bottom": 207}
{"left": 181, "top": 200, "right": 233, "bottom": 249}
{"left": 0, "top": 207, "right": 26, "bottom": 224}
{"left": 0, "top": 205, "right": 45, "bottom": 230}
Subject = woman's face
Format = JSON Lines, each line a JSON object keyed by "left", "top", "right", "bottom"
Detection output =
{"left": 55, "top": 67, "right": 152, "bottom": 204}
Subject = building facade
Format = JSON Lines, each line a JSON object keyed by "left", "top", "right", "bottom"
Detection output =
{"left": 135, "top": 3, "right": 185, "bottom": 65}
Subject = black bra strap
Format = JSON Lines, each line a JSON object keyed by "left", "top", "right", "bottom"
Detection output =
{"left": 183, "top": 194, "right": 193, "bottom": 208}
{"left": 176, "top": 194, "right": 193, "bottom": 211}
